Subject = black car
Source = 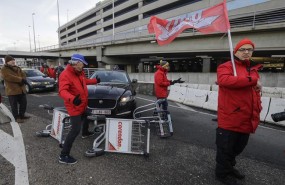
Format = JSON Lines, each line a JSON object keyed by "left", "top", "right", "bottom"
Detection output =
{"left": 87, "top": 69, "right": 137, "bottom": 118}
{"left": 22, "top": 68, "right": 56, "bottom": 93}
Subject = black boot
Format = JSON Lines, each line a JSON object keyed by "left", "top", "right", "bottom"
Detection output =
{"left": 230, "top": 168, "right": 245, "bottom": 179}
{"left": 216, "top": 176, "right": 241, "bottom": 185}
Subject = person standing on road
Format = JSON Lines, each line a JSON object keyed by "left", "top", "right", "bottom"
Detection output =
{"left": 1, "top": 55, "right": 30, "bottom": 123}
{"left": 154, "top": 60, "right": 183, "bottom": 111}
{"left": 58, "top": 54, "right": 100, "bottom": 164}
{"left": 40, "top": 63, "right": 51, "bottom": 77}
{"left": 215, "top": 38, "right": 263, "bottom": 185}
{"left": 49, "top": 64, "right": 56, "bottom": 79}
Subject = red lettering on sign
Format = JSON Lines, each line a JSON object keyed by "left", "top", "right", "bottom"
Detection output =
{"left": 117, "top": 122, "right": 123, "bottom": 148}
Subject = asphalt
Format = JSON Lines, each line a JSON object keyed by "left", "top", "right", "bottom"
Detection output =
{"left": 1, "top": 92, "right": 285, "bottom": 185}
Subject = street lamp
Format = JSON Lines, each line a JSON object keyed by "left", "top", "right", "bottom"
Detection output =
{"left": 37, "top": 35, "right": 41, "bottom": 49}
{"left": 67, "top": 9, "right": 69, "bottom": 22}
{"left": 57, "top": 0, "right": 61, "bottom": 63}
{"left": 28, "top": 26, "right": 32, "bottom": 52}
{"left": 32, "top": 13, "right": 37, "bottom": 52}
{"left": 112, "top": 0, "right": 115, "bottom": 40}
{"left": 57, "top": 0, "right": 61, "bottom": 44}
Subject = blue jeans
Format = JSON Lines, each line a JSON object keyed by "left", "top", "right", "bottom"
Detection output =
{"left": 157, "top": 98, "right": 168, "bottom": 111}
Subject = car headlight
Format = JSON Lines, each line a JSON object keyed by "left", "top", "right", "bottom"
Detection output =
{"left": 30, "top": 82, "right": 41, "bottom": 85}
{"left": 120, "top": 95, "right": 134, "bottom": 103}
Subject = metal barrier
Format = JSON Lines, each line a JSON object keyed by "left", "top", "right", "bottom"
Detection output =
{"left": 83, "top": 68, "right": 97, "bottom": 78}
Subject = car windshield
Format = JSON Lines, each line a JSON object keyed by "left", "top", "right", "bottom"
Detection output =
{"left": 91, "top": 71, "right": 129, "bottom": 83}
{"left": 24, "top": 69, "right": 45, "bottom": 77}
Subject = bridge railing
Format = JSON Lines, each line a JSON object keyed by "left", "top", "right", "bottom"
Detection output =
{"left": 38, "top": 7, "right": 285, "bottom": 52}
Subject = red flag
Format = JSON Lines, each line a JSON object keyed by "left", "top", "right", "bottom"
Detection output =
{"left": 148, "top": 1, "right": 230, "bottom": 46}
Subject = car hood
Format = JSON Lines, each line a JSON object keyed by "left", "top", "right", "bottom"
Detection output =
{"left": 27, "top": 76, "right": 55, "bottom": 82}
{"left": 87, "top": 83, "right": 131, "bottom": 99}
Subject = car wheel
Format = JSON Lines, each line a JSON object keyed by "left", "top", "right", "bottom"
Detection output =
{"left": 25, "top": 84, "right": 31, "bottom": 93}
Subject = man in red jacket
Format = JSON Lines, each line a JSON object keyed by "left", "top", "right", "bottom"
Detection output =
{"left": 58, "top": 54, "right": 100, "bottom": 164}
{"left": 215, "top": 39, "right": 262, "bottom": 185}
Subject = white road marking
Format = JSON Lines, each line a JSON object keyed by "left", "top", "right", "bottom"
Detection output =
{"left": 30, "top": 92, "right": 59, "bottom": 97}
{"left": 0, "top": 103, "right": 29, "bottom": 185}
{"left": 136, "top": 97, "right": 213, "bottom": 115}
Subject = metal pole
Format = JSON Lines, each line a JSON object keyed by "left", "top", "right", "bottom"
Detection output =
{"left": 57, "top": 0, "right": 61, "bottom": 63}
{"left": 32, "top": 13, "right": 37, "bottom": 52}
{"left": 28, "top": 26, "right": 32, "bottom": 52}
{"left": 38, "top": 35, "right": 40, "bottom": 49}
{"left": 112, "top": 0, "right": 115, "bottom": 40}
{"left": 67, "top": 9, "right": 69, "bottom": 22}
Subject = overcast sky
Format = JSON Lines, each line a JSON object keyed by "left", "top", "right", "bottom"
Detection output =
{"left": 0, "top": 0, "right": 103, "bottom": 51}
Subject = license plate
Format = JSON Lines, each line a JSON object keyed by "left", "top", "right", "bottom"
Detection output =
{"left": 46, "top": 85, "right": 53, "bottom": 88}
{"left": 92, "top": 110, "right": 111, "bottom": 115}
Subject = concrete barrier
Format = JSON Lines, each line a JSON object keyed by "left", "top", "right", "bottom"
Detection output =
{"left": 168, "top": 85, "right": 187, "bottom": 103}
{"left": 265, "top": 98, "right": 285, "bottom": 126}
{"left": 260, "top": 97, "right": 270, "bottom": 122}
{"left": 135, "top": 82, "right": 154, "bottom": 96}
{"left": 186, "top": 83, "right": 199, "bottom": 89}
{"left": 202, "top": 91, "right": 218, "bottom": 111}
{"left": 197, "top": 84, "right": 211, "bottom": 91}
{"left": 262, "top": 87, "right": 283, "bottom": 98}
{"left": 183, "top": 88, "right": 208, "bottom": 108}
{"left": 133, "top": 81, "right": 285, "bottom": 127}
{"left": 211, "top": 85, "right": 219, "bottom": 91}
{"left": 281, "top": 88, "right": 285, "bottom": 98}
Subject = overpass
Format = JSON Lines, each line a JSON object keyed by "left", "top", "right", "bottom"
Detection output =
{"left": 0, "top": 50, "right": 59, "bottom": 59}
{"left": 0, "top": 4, "right": 284, "bottom": 86}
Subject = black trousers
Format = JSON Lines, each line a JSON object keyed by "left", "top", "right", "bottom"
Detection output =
{"left": 61, "top": 114, "right": 90, "bottom": 156}
{"left": 8, "top": 93, "right": 27, "bottom": 119}
{"left": 215, "top": 127, "right": 249, "bottom": 178}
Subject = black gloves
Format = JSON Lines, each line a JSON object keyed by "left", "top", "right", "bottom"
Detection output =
{"left": 96, "top": 75, "right": 101, "bottom": 83}
{"left": 170, "top": 78, "right": 185, "bottom": 85}
{"left": 73, "top": 94, "right": 82, "bottom": 106}
{"left": 176, "top": 78, "right": 185, "bottom": 83}
{"left": 21, "top": 79, "right": 28, "bottom": 85}
{"left": 170, "top": 80, "right": 176, "bottom": 85}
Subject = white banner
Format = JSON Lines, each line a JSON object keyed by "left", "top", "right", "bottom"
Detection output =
{"left": 106, "top": 119, "right": 132, "bottom": 153}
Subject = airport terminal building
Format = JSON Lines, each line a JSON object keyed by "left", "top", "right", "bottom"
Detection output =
{"left": 54, "top": 0, "right": 285, "bottom": 85}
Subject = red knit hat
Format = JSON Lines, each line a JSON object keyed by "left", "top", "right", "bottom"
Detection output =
{"left": 234, "top": 38, "right": 255, "bottom": 53}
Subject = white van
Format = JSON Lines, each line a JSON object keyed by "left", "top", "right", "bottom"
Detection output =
{"left": 0, "top": 58, "right": 4, "bottom": 67}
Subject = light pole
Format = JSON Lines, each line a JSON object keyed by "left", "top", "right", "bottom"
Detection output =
{"left": 37, "top": 35, "right": 41, "bottom": 49}
{"left": 112, "top": 0, "right": 115, "bottom": 40}
{"left": 32, "top": 13, "right": 37, "bottom": 52}
{"left": 28, "top": 26, "right": 32, "bottom": 52}
{"left": 57, "top": 0, "right": 61, "bottom": 63}
{"left": 67, "top": 9, "right": 69, "bottom": 22}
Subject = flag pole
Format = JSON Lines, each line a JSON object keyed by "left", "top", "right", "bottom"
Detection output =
{"left": 223, "top": 0, "right": 237, "bottom": 76}
{"left": 227, "top": 29, "right": 237, "bottom": 76}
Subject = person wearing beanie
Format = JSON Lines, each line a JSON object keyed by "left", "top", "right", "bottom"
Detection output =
{"left": 58, "top": 53, "right": 100, "bottom": 164}
{"left": 215, "top": 39, "right": 262, "bottom": 185}
{"left": 154, "top": 60, "right": 184, "bottom": 112}
{"left": 1, "top": 55, "right": 30, "bottom": 123}
{"left": 154, "top": 60, "right": 171, "bottom": 112}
